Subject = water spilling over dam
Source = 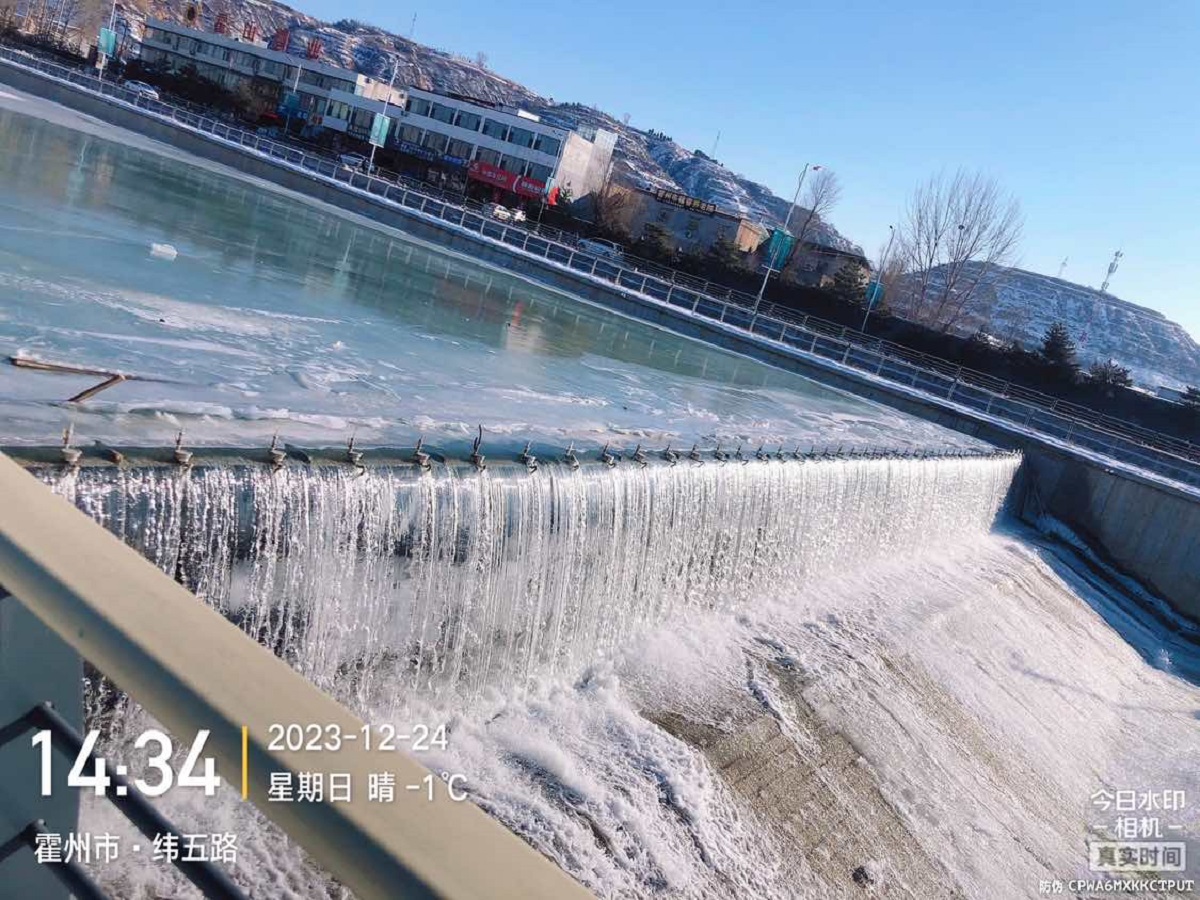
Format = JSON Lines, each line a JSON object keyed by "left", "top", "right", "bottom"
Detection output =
{"left": 41, "top": 451, "right": 1019, "bottom": 706}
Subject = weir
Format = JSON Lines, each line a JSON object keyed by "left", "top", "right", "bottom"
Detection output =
{"left": 14, "top": 448, "right": 1019, "bottom": 704}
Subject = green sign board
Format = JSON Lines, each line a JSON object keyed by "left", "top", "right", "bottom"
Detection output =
{"left": 97, "top": 27, "right": 117, "bottom": 57}
{"left": 865, "top": 280, "right": 885, "bottom": 306}
{"left": 765, "top": 228, "right": 796, "bottom": 270}
{"left": 369, "top": 113, "right": 391, "bottom": 148}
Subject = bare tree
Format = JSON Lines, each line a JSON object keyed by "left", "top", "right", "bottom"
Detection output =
{"left": 782, "top": 169, "right": 842, "bottom": 280}
{"left": 891, "top": 169, "right": 1022, "bottom": 331}
{"left": 592, "top": 181, "right": 636, "bottom": 234}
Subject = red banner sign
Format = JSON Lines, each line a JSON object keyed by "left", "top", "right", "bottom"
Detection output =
{"left": 468, "top": 160, "right": 546, "bottom": 198}
{"left": 468, "top": 160, "right": 516, "bottom": 191}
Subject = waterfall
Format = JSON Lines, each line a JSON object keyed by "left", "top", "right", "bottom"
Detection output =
{"left": 44, "top": 453, "right": 1019, "bottom": 705}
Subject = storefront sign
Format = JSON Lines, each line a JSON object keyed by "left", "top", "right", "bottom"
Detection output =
{"left": 397, "top": 140, "right": 438, "bottom": 162}
{"left": 468, "top": 159, "right": 517, "bottom": 191}
{"left": 514, "top": 175, "right": 547, "bottom": 199}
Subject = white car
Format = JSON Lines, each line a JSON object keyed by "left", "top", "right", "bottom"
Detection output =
{"left": 338, "top": 153, "right": 367, "bottom": 171}
{"left": 486, "top": 203, "right": 513, "bottom": 222}
{"left": 510, "top": 208, "right": 527, "bottom": 223}
{"left": 124, "top": 80, "right": 160, "bottom": 101}
{"left": 576, "top": 238, "right": 624, "bottom": 261}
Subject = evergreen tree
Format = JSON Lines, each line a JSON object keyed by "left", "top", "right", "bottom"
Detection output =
{"left": 1039, "top": 322, "right": 1080, "bottom": 383}
{"left": 638, "top": 223, "right": 674, "bottom": 261}
{"left": 703, "top": 237, "right": 743, "bottom": 275}
{"left": 1087, "top": 359, "right": 1133, "bottom": 389}
{"left": 829, "top": 263, "right": 867, "bottom": 308}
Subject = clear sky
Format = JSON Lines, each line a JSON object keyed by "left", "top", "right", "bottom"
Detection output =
{"left": 297, "top": 0, "right": 1200, "bottom": 338}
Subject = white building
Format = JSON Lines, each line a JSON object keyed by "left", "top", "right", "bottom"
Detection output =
{"left": 139, "top": 19, "right": 405, "bottom": 138}
{"left": 395, "top": 88, "right": 616, "bottom": 204}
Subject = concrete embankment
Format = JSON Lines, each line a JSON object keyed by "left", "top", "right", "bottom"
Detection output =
{"left": 3, "top": 59, "right": 1199, "bottom": 626}
{"left": 1020, "top": 448, "right": 1200, "bottom": 623}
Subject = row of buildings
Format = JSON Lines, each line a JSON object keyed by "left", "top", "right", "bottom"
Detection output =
{"left": 139, "top": 18, "right": 616, "bottom": 210}
{"left": 135, "top": 17, "right": 864, "bottom": 285}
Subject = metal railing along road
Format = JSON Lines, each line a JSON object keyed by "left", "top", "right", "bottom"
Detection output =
{"left": 2, "top": 45, "right": 1199, "bottom": 491}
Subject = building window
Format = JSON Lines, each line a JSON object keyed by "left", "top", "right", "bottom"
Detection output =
{"left": 446, "top": 139, "right": 473, "bottom": 160}
{"left": 506, "top": 127, "right": 534, "bottom": 149}
{"left": 475, "top": 148, "right": 501, "bottom": 166}
{"left": 430, "top": 103, "right": 456, "bottom": 125}
{"left": 327, "top": 101, "right": 350, "bottom": 121}
{"left": 400, "top": 124, "right": 422, "bottom": 144}
{"left": 407, "top": 97, "right": 431, "bottom": 117}
{"left": 500, "top": 156, "right": 528, "bottom": 176}
{"left": 527, "top": 163, "right": 552, "bottom": 183}
{"left": 481, "top": 119, "right": 508, "bottom": 140}
{"left": 454, "top": 111, "right": 481, "bottom": 131}
{"left": 422, "top": 131, "right": 449, "bottom": 154}
{"left": 534, "top": 135, "right": 561, "bottom": 156}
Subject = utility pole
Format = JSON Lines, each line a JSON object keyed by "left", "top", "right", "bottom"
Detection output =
{"left": 1100, "top": 249, "right": 1123, "bottom": 294}
{"left": 751, "top": 162, "right": 817, "bottom": 326}
{"left": 368, "top": 60, "right": 398, "bottom": 173}
{"left": 862, "top": 224, "right": 895, "bottom": 331}
{"left": 283, "top": 58, "right": 302, "bottom": 135}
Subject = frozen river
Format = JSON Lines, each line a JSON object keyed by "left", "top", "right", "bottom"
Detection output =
{"left": 0, "top": 99, "right": 983, "bottom": 453}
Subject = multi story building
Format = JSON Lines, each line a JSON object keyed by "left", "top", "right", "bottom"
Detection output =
{"left": 393, "top": 88, "right": 617, "bottom": 206}
{"left": 139, "top": 19, "right": 405, "bottom": 138}
{"left": 138, "top": 23, "right": 616, "bottom": 206}
{"left": 619, "top": 187, "right": 767, "bottom": 254}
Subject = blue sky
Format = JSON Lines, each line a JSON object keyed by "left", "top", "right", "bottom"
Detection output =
{"left": 299, "top": 0, "right": 1200, "bottom": 338}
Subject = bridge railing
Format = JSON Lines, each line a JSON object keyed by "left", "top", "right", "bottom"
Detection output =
{"left": 2, "top": 44, "right": 1198, "bottom": 490}
{"left": 0, "top": 452, "right": 591, "bottom": 900}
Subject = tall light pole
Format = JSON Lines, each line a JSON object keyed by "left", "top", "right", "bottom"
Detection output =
{"left": 751, "top": 162, "right": 818, "bottom": 327}
{"left": 283, "top": 59, "right": 302, "bottom": 136}
{"left": 368, "top": 60, "right": 398, "bottom": 173}
{"left": 862, "top": 224, "right": 895, "bottom": 331}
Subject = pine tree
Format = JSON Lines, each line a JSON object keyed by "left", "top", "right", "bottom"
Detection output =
{"left": 829, "top": 263, "right": 867, "bottom": 308}
{"left": 1040, "top": 322, "right": 1080, "bottom": 383}
{"left": 1087, "top": 359, "right": 1133, "bottom": 389}
{"left": 703, "top": 237, "right": 743, "bottom": 275}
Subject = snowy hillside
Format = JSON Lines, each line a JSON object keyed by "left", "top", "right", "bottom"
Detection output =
{"left": 81, "top": 0, "right": 860, "bottom": 250}
{"left": 957, "top": 264, "right": 1200, "bottom": 389}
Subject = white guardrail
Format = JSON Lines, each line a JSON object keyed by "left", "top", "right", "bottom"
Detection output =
{"left": 0, "top": 451, "right": 593, "bottom": 900}
{"left": 2, "top": 44, "right": 1200, "bottom": 491}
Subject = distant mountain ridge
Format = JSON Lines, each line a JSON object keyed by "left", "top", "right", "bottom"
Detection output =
{"left": 957, "top": 264, "right": 1200, "bottom": 389}
{"left": 86, "top": 0, "right": 859, "bottom": 251}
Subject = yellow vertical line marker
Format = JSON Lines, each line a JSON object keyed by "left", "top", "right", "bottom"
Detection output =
{"left": 241, "top": 726, "right": 249, "bottom": 799}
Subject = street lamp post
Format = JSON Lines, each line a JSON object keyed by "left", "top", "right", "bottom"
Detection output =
{"left": 751, "top": 162, "right": 817, "bottom": 327}
{"left": 862, "top": 224, "right": 895, "bottom": 331}
{"left": 368, "top": 61, "right": 398, "bottom": 173}
{"left": 283, "top": 61, "right": 302, "bottom": 136}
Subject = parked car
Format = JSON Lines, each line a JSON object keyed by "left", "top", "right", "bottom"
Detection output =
{"left": 510, "top": 208, "right": 527, "bottom": 223}
{"left": 486, "top": 203, "right": 513, "bottom": 222}
{"left": 576, "top": 238, "right": 624, "bottom": 261}
{"left": 338, "top": 153, "right": 367, "bottom": 171}
{"left": 123, "top": 80, "right": 160, "bottom": 101}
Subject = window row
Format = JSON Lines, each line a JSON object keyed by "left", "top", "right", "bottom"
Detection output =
{"left": 404, "top": 98, "right": 562, "bottom": 157}
{"left": 394, "top": 125, "right": 552, "bottom": 180}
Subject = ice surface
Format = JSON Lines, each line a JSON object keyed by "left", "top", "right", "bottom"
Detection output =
{"left": 0, "top": 100, "right": 984, "bottom": 454}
